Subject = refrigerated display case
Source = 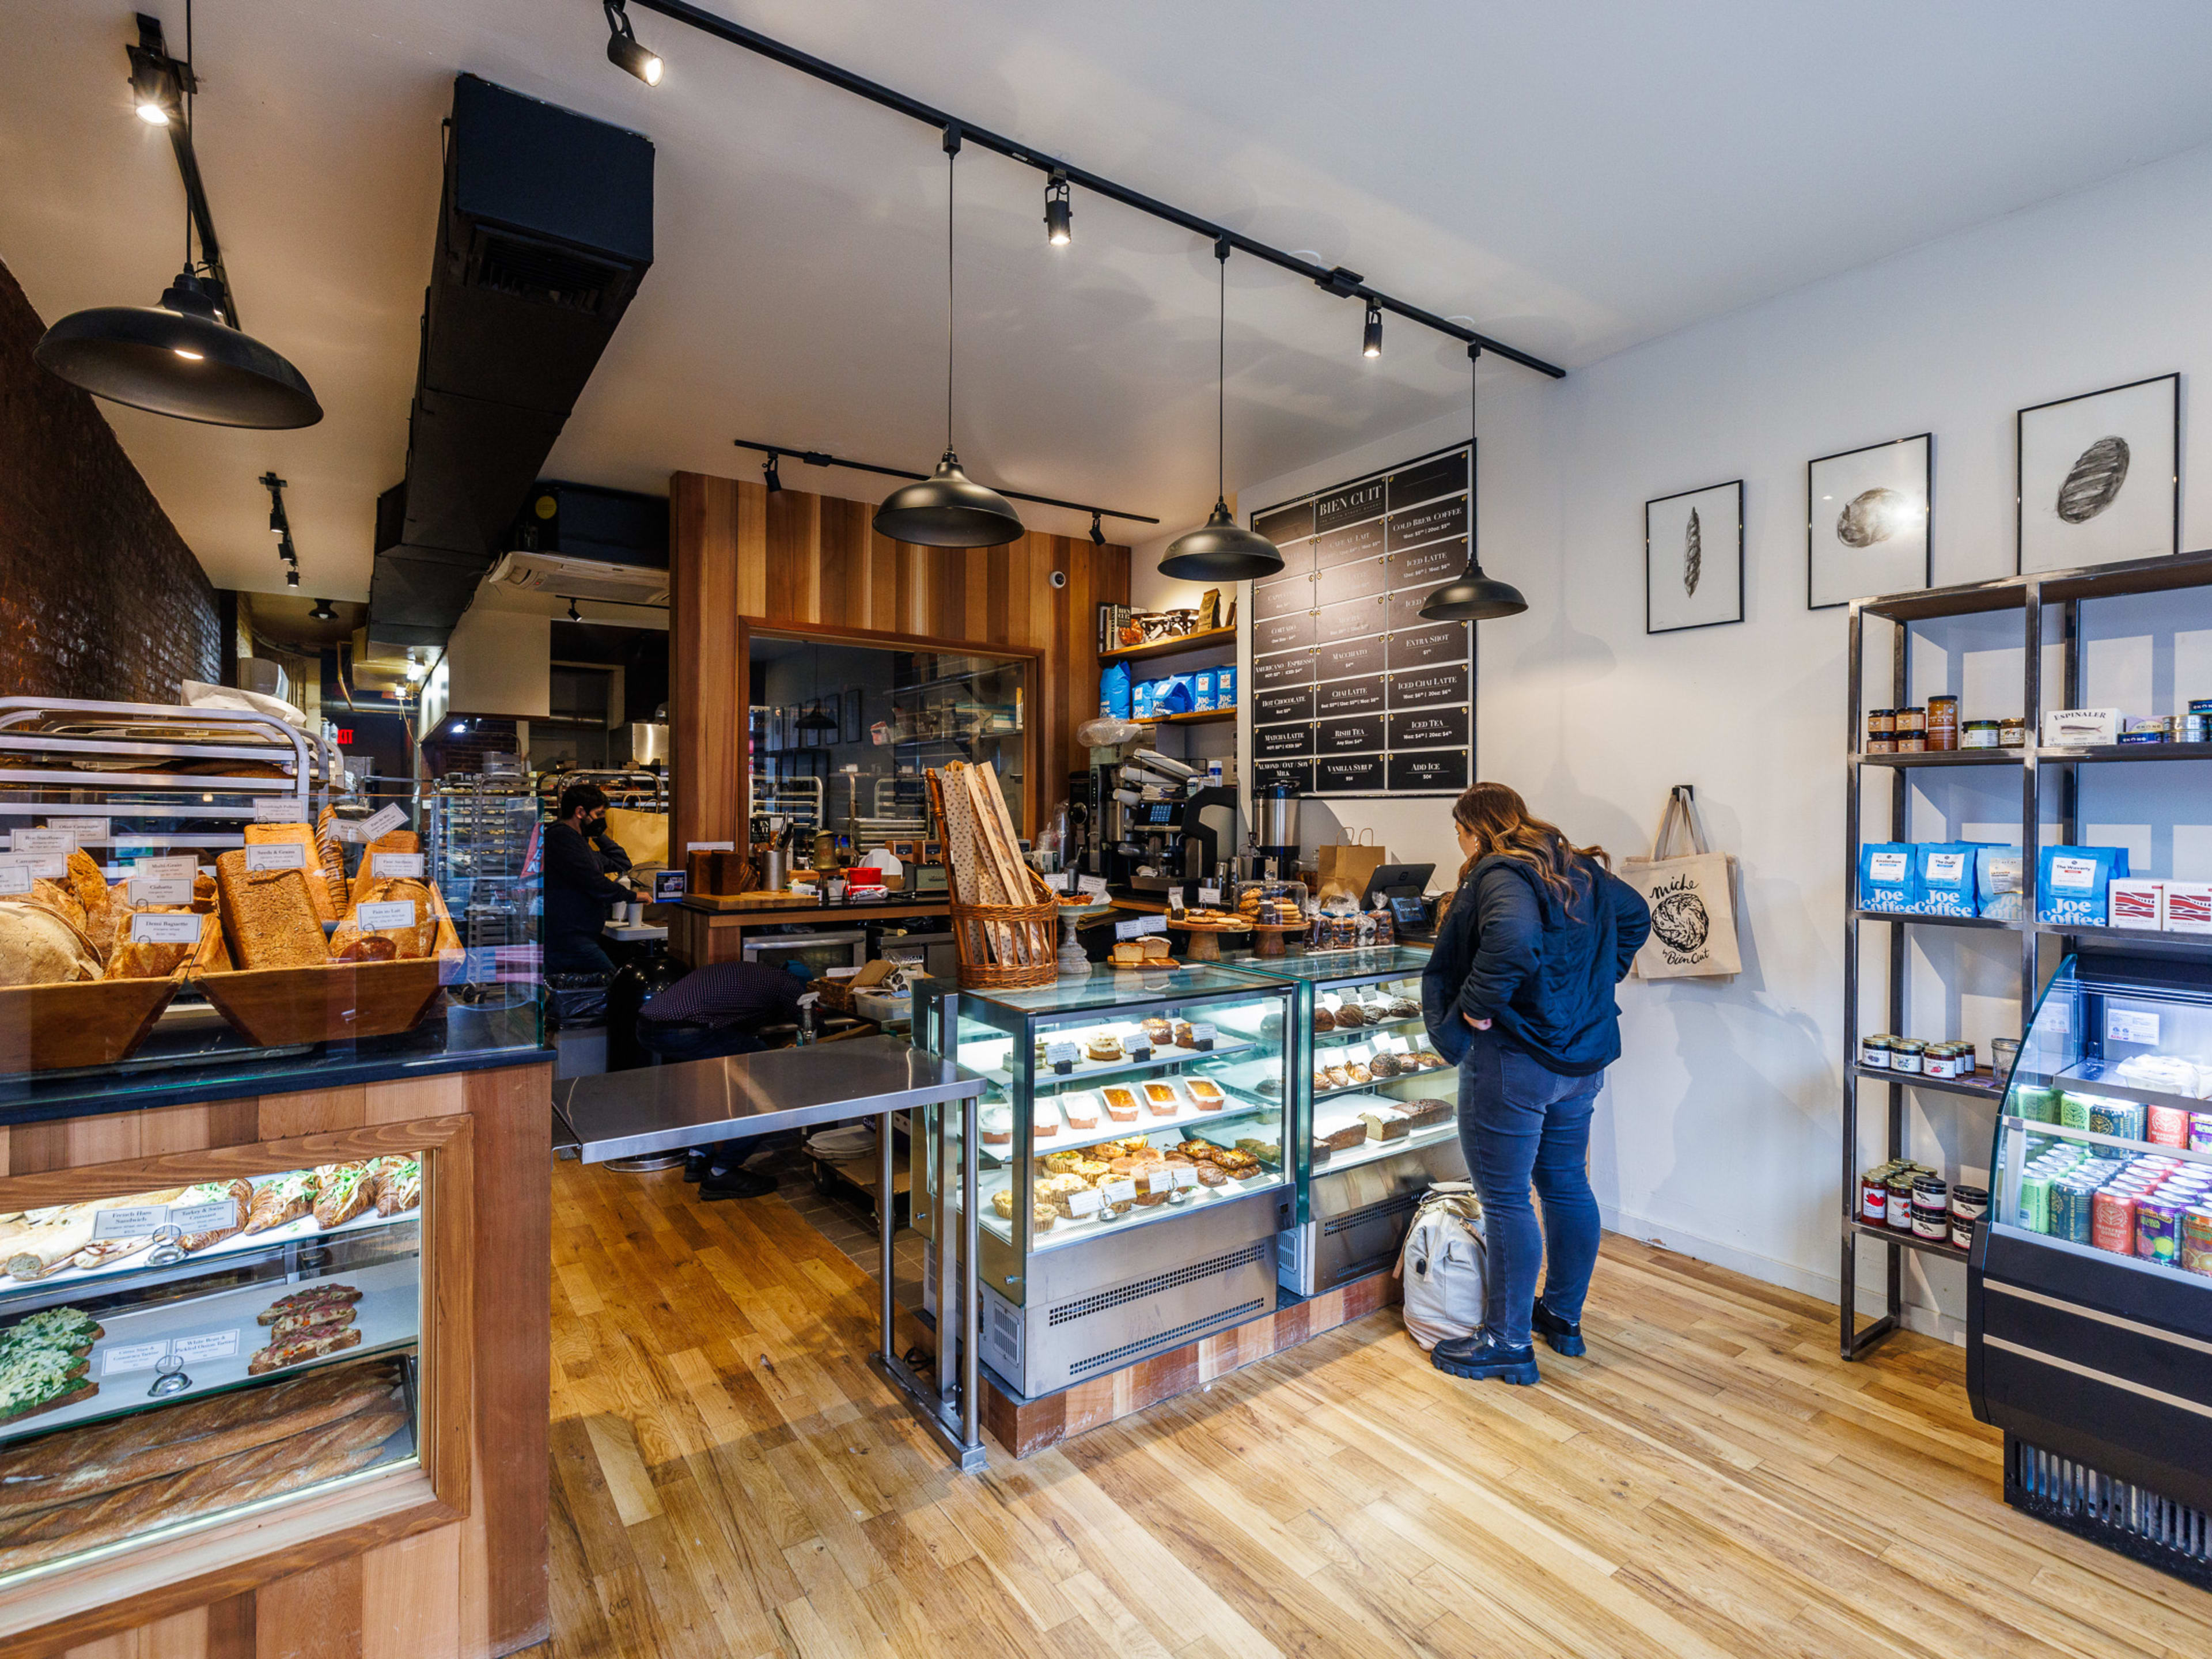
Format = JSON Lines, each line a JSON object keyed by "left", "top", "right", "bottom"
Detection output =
{"left": 1217, "top": 947, "right": 1464, "bottom": 1294}
{"left": 914, "top": 964, "right": 1293, "bottom": 1396}
{"left": 1968, "top": 948, "right": 2212, "bottom": 1587}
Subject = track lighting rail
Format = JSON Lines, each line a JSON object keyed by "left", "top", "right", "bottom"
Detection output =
{"left": 626, "top": 0, "right": 1566, "bottom": 380}
{"left": 732, "top": 440, "right": 1159, "bottom": 526}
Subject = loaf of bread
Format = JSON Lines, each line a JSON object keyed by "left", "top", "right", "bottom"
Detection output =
{"left": 367, "top": 829, "right": 418, "bottom": 855}
{"left": 101, "top": 911, "right": 219, "bottom": 980}
{"left": 313, "top": 808, "right": 350, "bottom": 917}
{"left": 244, "top": 824, "right": 337, "bottom": 922}
{"left": 328, "top": 877, "right": 438, "bottom": 960}
{"left": 213, "top": 851, "right": 329, "bottom": 969}
{"left": 0, "top": 902, "right": 100, "bottom": 988}
{"left": 64, "top": 850, "right": 117, "bottom": 957}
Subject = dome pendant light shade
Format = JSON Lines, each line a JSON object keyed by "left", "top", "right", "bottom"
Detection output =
{"left": 874, "top": 450, "right": 1024, "bottom": 548}
{"left": 1159, "top": 237, "right": 1282, "bottom": 585}
{"left": 34, "top": 271, "right": 322, "bottom": 429}
{"left": 1418, "top": 342, "right": 1524, "bottom": 623}
{"left": 1161, "top": 499, "right": 1284, "bottom": 582}
{"left": 877, "top": 127, "right": 1025, "bottom": 550}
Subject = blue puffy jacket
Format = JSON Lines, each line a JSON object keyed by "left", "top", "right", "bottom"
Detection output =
{"left": 1421, "top": 853, "right": 1651, "bottom": 1075}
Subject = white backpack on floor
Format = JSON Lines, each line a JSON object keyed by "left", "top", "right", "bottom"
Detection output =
{"left": 1396, "top": 1182, "right": 1487, "bottom": 1351}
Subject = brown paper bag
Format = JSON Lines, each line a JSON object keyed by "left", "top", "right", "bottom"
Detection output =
{"left": 1619, "top": 788, "right": 1741, "bottom": 979}
{"left": 1316, "top": 835, "right": 1387, "bottom": 907}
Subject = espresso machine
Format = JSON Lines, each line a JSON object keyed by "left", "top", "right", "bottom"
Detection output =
{"left": 1248, "top": 779, "right": 1302, "bottom": 880}
{"left": 1092, "top": 751, "right": 1237, "bottom": 895}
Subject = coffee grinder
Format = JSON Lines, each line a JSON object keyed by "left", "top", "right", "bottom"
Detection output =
{"left": 1249, "top": 779, "right": 1302, "bottom": 881}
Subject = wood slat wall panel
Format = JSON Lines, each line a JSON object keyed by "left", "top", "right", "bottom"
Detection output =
{"left": 669, "top": 470, "right": 1130, "bottom": 847}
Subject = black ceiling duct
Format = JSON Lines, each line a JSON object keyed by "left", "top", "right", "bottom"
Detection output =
{"left": 368, "top": 75, "right": 654, "bottom": 648}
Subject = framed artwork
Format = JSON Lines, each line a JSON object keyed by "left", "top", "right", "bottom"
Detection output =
{"left": 1807, "top": 434, "right": 1931, "bottom": 609}
{"left": 2017, "top": 373, "right": 2179, "bottom": 574}
{"left": 1646, "top": 480, "right": 1744, "bottom": 634}
{"left": 842, "top": 687, "right": 863, "bottom": 745}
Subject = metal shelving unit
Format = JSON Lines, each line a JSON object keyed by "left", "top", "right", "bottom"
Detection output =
{"left": 1840, "top": 545, "right": 2212, "bottom": 1359}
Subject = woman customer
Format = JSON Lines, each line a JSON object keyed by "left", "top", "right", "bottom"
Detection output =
{"left": 1421, "top": 783, "right": 1651, "bottom": 1385}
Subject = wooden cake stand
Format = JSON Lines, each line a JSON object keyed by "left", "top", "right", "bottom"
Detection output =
{"left": 1171, "top": 919, "right": 1252, "bottom": 961}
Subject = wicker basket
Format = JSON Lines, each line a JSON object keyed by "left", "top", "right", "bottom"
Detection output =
{"left": 928, "top": 771, "right": 1061, "bottom": 990}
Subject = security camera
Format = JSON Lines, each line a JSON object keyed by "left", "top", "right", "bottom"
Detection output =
{"left": 1049, "top": 570, "right": 1068, "bottom": 589}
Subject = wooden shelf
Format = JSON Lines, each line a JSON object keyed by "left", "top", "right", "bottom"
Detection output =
{"left": 1145, "top": 707, "right": 1237, "bottom": 727}
{"left": 1100, "top": 626, "right": 1238, "bottom": 664}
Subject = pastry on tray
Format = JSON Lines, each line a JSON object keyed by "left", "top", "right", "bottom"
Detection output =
{"left": 1193, "top": 1161, "right": 1229, "bottom": 1187}
{"left": 1058, "top": 1092, "right": 1100, "bottom": 1130}
{"left": 1086, "top": 1033, "right": 1124, "bottom": 1062}
{"left": 1173, "top": 1021, "right": 1196, "bottom": 1047}
{"left": 1184, "top": 1079, "right": 1226, "bottom": 1111}
{"left": 1333, "top": 1003, "right": 1367, "bottom": 1028}
{"left": 1070, "top": 1158, "right": 1113, "bottom": 1181}
{"left": 1324, "top": 1066, "right": 1351, "bottom": 1090}
{"left": 1142, "top": 1018, "right": 1173, "bottom": 1045}
{"left": 1344, "top": 1062, "right": 1373, "bottom": 1086}
{"left": 1312, "top": 1007, "right": 1336, "bottom": 1031}
{"left": 1143, "top": 1082, "right": 1180, "bottom": 1115}
{"left": 1101, "top": 1087, "right": 1140, "bottom": 1123}
{"left": 244, "top": 1171, "right": 319, "bottom": 1235}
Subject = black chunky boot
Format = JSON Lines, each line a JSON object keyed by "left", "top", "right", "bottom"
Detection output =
{"left": 1430, "top": 1330, "right": 1541, "bottom": 1385}
{"left": 1530, "top": 1300, "right": 1586, "bottom": 1357}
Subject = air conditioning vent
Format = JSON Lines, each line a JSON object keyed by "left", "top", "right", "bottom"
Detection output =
{"left": 485, "top": 552, "right": 668, "bottom": 607}
{"left": 468, "top": 229, "right": 627, "bottom": 316}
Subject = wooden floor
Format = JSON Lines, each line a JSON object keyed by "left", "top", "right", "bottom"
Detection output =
{"left": 546, "top": 1157, "right": 2212, "bottom": 1658}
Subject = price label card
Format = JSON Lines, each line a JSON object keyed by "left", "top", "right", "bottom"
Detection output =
{"left": 358, "top": 804, "right": 407, "bottom": 840}
{"left": 1146, "top": 1169, "right": 1179, "bottom": 1194}
{"left": 370, "top": 852, "right": 426, "bottom": 878}
{"left": 1169, "top": 886, "right": 1185, "bottom": 911}
{"left": 1099, "top": 1179, "right": 1138, "bottom": 1205}
{"left": 1171, "top": 1166, "right": 1201, "bottom": 1190}
{"left": 10, "top": 855, "right": 67, "bottom": 880}
{"left": 0, "top": 866, "right": 29, "bottom": 897}
{"left": 92, "top": 1206, "right": 169, "bottom": 1240}
{"left": 1065, "top": 1188, "right": 1104, "bottom": 1219}
{"left": 328, "top": 819, "right": 367, "bottom": 843}
{"left": 128, "top": 877, "right": 193, "bottom": 906}
{"left": 1114, "top": 915, "right": 1168, "bottom": 941}
{"left": 253, "top": 798, "right": 306, "bottom": 823}
{"left": 1044, "top": 1041, "right": 1081, "bottom": 1069}
{"left": 134, "top": 855, "right": 198, "bottom": 880}
{"left": 11, "top": 829, "right": 73, "bottom": 855}
{"left": 130, "top": 912, "right": 202, "bottom": 945}
{"left": 684, "top": 840, "right": 736, "bottom": 853}
{"left": 2108, "top": 1008, "right": 2161, "bottom": 1046}
{"left": 171, "top": 1330, "right": 240, "bottom": 1364}
{"left": 168, "top": 1199, "right": 238, "bottom": 1235}
{"left": 244, "top": 842, "right": 306, "bottom": 872}
{"left": 45, "top": 817, "right": 108, "bottom": 843}
{"left": 1198, "top": 885, "right": 1221, "bottom": 906}
{"left": 357, "top": 900, "right": 418, "bottom": 930}
{"left": 1191, "top": 1023, "right": 1218, "bottom": 1049}
{"left": 1077, "top": 874, "right": 1108, "bottom": 899}
{"left": 100, "top": 1341, "right": 170, "bottom": 1378}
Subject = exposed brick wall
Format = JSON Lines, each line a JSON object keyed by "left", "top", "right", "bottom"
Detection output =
{"left": 0, "top": 258, "right": 221, "bottom": 702}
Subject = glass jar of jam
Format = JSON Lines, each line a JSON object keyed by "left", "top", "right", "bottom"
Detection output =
{"left": 1961, "top": 720, "right": 2002, "bottom": 749}
{"left": 1860, "top": 1033, "right": 1894, "bottom": 1070}
{"left": 1895, "top": 732, "right": 1927, "bottom": 753}
{"left": 1999, "top": 717, "right": 2027, "bottom": 748}
{"left": 1894, "top": 706, "right": 1926, "bottom": 736}
{"left": 1926, "top": 695, "right": 1960, "bottom": 752}
{"left": 1866, "top": 709, "right": 1896, "bottom": 741}
{"left": 1890, "top": 1038, "right": 1926, "bottom": 1074}
{"left": 1885, "top": 1175, "right": 1918, "bottom": 1231}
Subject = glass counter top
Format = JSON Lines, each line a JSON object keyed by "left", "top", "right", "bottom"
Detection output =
{"left": 1213, "top": 945, "right": 1436, "bottom": 985}
{"left": 918, "top": 961, "right": 1284, "bottom": 1018}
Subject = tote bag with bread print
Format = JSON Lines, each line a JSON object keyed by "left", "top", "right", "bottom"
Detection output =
{"left": 1619, "top": 786, "right": 1741, "bottom": 980}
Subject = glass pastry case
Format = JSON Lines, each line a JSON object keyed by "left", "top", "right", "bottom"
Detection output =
{"left": 1217, "top": 946, "right": 1464, "bottom": 1294}
{"left": 1969, "top": 947, "right": 2212, "bottom": 1586}
{"left": 914, "top": 963, "right": 1293, "bottom": 1396}
{"left": 0, "top": 1151, "right": 424, "bottom": 1584}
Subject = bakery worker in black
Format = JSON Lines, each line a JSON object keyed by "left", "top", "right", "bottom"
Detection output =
{"left": 542, "top": 782, "right": 634, "bottom": 976}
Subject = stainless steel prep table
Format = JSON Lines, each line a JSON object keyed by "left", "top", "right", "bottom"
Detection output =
{"left": 552, "top": 1035, "right": 989, "bottom": 1469}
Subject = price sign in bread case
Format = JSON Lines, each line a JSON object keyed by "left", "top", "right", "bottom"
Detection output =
{"left": 1065, "top": 1188, "right": 1104, "bottom": 1219}
{"left": 357, "top": 900, "right": 419, "bottom": 930}
{"left": 253, "top": 797, "right": 307, "bottom": 822}
{"left": 0, "top": 866, "right": 29, "bottom": 896}
{"left": 11, "top": 828, "right": 75, "bottom": 855}
{"left": 130, "top": 912, "right": 202, "bottom": 945}
{"left": 1113, "top": 915, "right": 1167, "bottom": 941}
{"left": 244, "top": 842, "right": 306, "bottom": 872}
{"left": 370, "top": 852, "right": 426, "bottom": 878}
{"left": 1146, "top": 1169, "right": 1179, "bottom": 1194}
{"left": 358, "top": 804, "right": 408, "bottom": 841}
{"left": 43, "top": 817, "right": 108, "bottom": 844}
{"left": 1099, "top": 1179, "right": 1139, "bottom": 1205}
{"left": 127, "top": 876, "right": 194, "bottom": 906}
{"left": 1245, "top": 444, "right": 1474, "bottom": 798}
{"left": 134, "top": 854, "right": 198, "bottom": 880}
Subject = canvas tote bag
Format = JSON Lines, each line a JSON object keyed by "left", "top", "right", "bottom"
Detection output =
{"left": 1619, "top": 786, "right": 1741, "bottom": 979}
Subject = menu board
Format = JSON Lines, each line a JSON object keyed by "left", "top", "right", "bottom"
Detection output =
{"left": 1248, "top": 445, "right": 1475, "bottom": 798}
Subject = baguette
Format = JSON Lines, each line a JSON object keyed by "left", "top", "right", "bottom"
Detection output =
{"left": 248, "top": 1322, "right": 362, "bottom": 1374}
{"left": 0, "top": 1358, "right": 400, "bottom": 1521}
{"left": 243, "top": 825, "right": 336, "bottom": 922}
{"left": 244, "top": 1171, "right": 318, "bottom": 1234}
{"left": 213, "top": 850, "right": 328, "bottom": 969}
{"left": 312, "top": 1164, "right": 373, "bottom": 1230}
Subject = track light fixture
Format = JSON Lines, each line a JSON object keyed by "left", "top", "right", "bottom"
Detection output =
{"left": 35, "top": 14, "right": 320, "bottom": 428}
{"left": 1418, "top": 345, "right": 1527, "bottom": 623}
{"left": 603, "top": 0, "right": 662, "bottom": 85}
{"left": 1045, "top": 172, "right": 1072, "bottom": 247}
{"left": 1160, "top": 238, "right": 1284, "bottom": 584}
{"left": 308, "top": 598, "right": 336, "bottom": 621}
{"left": 567, "top": 597, "right": 582, "bottom": 622}
{"left": 874, "top": 126, "right": 1026, "bottom": 548}
{"left": 1090, "top": 509, "right": 1105, "bottom": 547}
{"left": 762, "top": 450, "right": 782, "bottom": 493}
{"left": 284, "top": 566, "right": 299, "bottom": 588}
{"left": 1363, "top": 300, "right": 1382, "bottom": 359}
{"left": 262, "top": 471, "right": 288, "bottom": 538}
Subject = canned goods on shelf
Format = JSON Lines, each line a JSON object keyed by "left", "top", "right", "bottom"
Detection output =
{"left": 1961, "top": 720, "right": 2002, "bottom": 749}
{"left": 1861, "top": 1035, "right": 1894, "bottom": 1069}
{"left": 2138, "top": 1198, "right": 2184, "bottom": 1264}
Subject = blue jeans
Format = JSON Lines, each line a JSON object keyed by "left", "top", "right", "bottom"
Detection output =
{"left": 1456, "top": 1028, "right": 1603, "bottom": 1349}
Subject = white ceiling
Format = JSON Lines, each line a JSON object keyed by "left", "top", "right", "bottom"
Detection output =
{"left": 7, "top": 0, "right": 2212, "bottom": 600}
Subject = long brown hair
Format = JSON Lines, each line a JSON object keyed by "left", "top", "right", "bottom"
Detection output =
{"left": 1449, "top": 782, "right": 1608, "bottom": 911}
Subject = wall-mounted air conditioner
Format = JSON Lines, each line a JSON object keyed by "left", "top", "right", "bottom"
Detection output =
{"left": 483, "top": 552, "right": 669, "bottom": 608}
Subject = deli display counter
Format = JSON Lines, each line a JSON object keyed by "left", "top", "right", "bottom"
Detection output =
{"left": 1216, "top": 947, "right": 1463, "bottom": 1294}
{"left": 913, "top": 964, "right": 1293, "bottom": 1397}
{"left": 1968, "top": 947, "right": 2212, "bottom": 1588}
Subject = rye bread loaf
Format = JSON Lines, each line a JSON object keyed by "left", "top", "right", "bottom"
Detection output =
{"left": 243, "top": 824, "right": 336, "bottom": 922}
{"left": 213, "top": 851, "right": 329, "bottom": 969}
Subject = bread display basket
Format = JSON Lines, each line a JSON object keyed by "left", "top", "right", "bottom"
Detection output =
{"left": 926, "top": 767, "right": 1059, "bottom": 991}
{"left": 195, "top": 886, "right": 463, "bottom": 1048}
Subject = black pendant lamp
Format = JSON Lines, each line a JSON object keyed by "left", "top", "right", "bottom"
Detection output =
{"left": 33, "top": 18, "right": 320, "bottom": 429}
{"left": 1160, "top": 239, "right": 1283, "bottom": 583}
{"left": 874, "top": 128, "right": 1024, "bottom": 548}
{"left": 1418, "top": 344, "right": 1525, "bottom": 622}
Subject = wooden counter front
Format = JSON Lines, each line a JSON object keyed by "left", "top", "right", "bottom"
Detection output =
{"left": 0, "top": 1058, "right": 551, "bottom": 1659}
{"left": 670, "top": 895, "right": 949, "bottom": 967}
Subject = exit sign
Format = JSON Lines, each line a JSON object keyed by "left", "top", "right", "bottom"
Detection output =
{"left": 334, "top": 728, "right": 355, "bottom": 744}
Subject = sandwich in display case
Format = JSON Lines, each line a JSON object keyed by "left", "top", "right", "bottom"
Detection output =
{"left": 1969, "top": 948, "right": 2212, "bottom": 1588}
{"left": 1218, "top": 947, "right": 1463, "bottom": 1294}
{"left": 914, "top": 964, "right": 1293, "bottom": 1396}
